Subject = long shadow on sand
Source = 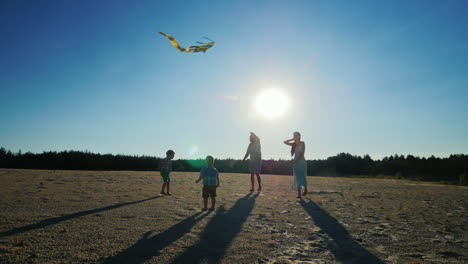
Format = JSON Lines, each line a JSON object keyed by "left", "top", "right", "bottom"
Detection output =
{"left": 299, "top": 198, "right": 384, "bottom": 264}
{"left": 0, "top": 196, "right": 161, "bottom": 238}
{"left": 171, "top": 192, "right": 259, "bottom": 264}
{"left": 102, "top": 212, "right": 208, "bottom": 264}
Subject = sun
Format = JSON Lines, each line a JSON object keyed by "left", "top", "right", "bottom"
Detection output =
{"left": 255, "top": 89, "right": 289, "bottom": 119}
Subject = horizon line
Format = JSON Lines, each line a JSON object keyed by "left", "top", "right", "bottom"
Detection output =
{"left": 1, "top": 147, "right": 465, "bottom": 161}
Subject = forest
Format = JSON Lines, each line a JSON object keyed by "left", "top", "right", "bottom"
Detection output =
{"left": 1, "top": 147, "right": 467, "bottom": 184}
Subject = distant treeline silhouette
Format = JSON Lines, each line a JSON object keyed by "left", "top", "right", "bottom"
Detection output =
{"left": 1, "top": 147, "right": 467, "bottom": 183}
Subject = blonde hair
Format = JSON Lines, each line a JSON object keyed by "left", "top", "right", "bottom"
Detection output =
{"left": 250, "top": 132, "right": 260, "bottom": 144}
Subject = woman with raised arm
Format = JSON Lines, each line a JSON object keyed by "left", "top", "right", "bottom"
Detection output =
{"left": 243, "top": 132, "right": 262, "bottom": 192}
{"left": 284, "top": 132, "right": 308, "bottom": 198}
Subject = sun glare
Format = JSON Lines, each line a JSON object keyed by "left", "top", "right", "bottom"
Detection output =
{"left": 255, "top": 89, "right": 289, "bottom": 119}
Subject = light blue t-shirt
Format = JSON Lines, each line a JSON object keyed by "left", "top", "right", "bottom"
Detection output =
{"left": 200, "top": 165, "right": 219, "bottom": 186}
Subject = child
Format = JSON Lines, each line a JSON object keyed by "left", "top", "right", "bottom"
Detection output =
{"left": 195, "top": 155, "right": 220, "bottom": 211}
{"left": 160, "top": 150, "right": 175, "bottom": 195}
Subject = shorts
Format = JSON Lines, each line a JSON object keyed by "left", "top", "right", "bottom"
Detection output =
{"left": 160, "top": 170, "right": 170, "bottom": 182}
{"left": 202, "top": 185, "right": 217, "bottom": 198}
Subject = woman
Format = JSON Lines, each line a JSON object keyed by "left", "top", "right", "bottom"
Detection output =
{"left": 243, "top": 132, "right": 262, "bottom": 192}
{"left": 284, "top": 132, "right": 308, "bottom": 198}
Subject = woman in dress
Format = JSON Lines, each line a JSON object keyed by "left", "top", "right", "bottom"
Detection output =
{"left": 283, "top": 132, "right": 308, "bottom": 198}
{"left": 243, "top": 132, "right": 262, "bottom": 192}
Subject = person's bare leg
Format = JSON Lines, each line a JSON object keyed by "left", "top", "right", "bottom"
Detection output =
{"left": 302, "top": 186, "right": 308, "bottom": 196}
{"left": 202, "top": 198, "right": 208, "bottom": 211}
{"left": 249, "top": 173, "right": 254, "bottom": 192}
{"left": 160, "top": 182, "right": 167, "bottom": 194}
{"left": 166, "top": 182, "right": 171, "bottom": 195}
{"left": 256, "top": 173, "right": 262, "bottom": 191}
{"left": 296, "top": 188, "right": 302, "bottom": 198}
{"left": 209, "top": 197, "right": 216, "bottom": 211}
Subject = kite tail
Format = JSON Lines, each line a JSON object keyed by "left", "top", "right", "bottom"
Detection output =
{"left": 158, "top": 32, "right": 186, "bottom": 52}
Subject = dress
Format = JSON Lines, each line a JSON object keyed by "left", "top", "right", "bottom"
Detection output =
{"left": 293, "top": 144, "right": 307, "bottom": 188}
{"left": 247, "top": 142, "right": 262, "bottom": 174}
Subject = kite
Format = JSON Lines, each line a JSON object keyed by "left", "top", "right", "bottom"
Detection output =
{"left": 158, "top": 32, "right": 215, "bottom": 53}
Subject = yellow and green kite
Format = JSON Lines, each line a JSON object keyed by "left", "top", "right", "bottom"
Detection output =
{"left": 159, "top": 32, "right": 215, "bottom": 53}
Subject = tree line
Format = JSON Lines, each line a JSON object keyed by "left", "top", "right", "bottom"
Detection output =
{"left": 0, "top": 147, "right": 467, "bottom": 183}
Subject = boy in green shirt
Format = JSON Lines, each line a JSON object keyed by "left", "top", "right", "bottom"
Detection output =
{"left": 160, "top": 150, "right": 175, "bottom": 195}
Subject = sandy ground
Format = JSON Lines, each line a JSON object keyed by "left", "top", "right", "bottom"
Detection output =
{"left": 0, "top": 169, "right": 467, "bottom": 264}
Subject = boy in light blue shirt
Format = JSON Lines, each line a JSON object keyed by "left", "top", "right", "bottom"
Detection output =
{"left": 195, "top": 155, "right": 220, "bottom": 211}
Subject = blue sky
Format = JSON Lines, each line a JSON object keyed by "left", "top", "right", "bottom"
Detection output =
{"left": 1, "top": 0, "right": 467, "bottom": 159}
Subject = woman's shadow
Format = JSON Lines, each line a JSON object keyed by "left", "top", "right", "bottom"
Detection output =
{"left": 171, "top": 192, "right": 259, "bottom": 264}
{"left": 299, "top": 198, "right": 384, "bottom": 264}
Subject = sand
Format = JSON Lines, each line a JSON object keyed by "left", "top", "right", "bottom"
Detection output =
{"left": 0, "top": 169, "right": 467, "bottom": 264}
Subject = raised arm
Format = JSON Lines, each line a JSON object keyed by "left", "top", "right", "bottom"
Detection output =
{"left": 283, "top": 138, "right": 294, "bottom": 146}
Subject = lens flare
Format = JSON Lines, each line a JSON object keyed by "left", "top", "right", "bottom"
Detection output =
{"left": 187, "top": 145, "right": 199, "bottom": 157}
{"left": 186, "top": 145, "right": 204, "bottom": 169}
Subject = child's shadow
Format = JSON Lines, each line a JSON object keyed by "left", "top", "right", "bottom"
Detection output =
{"left": 0, "top": 196, "right": 162, "bottom": 239}
{"left": 102, "top": 212, "right": 208, "bottom": 264}
{"left": 171, "top": 192, "right": 259, "bottom": 264}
